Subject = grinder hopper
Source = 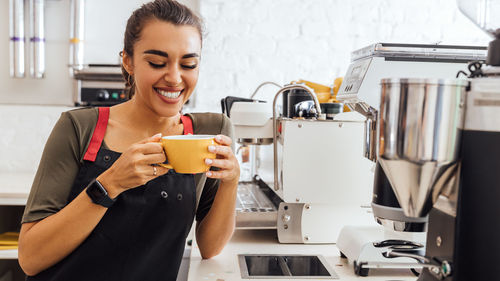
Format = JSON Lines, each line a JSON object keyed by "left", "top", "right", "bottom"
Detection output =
{"left": 378, "top": 78, "right": 468, "bottom": 218}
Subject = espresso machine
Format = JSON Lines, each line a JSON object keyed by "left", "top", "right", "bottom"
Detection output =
{"left": 223, "top": 81, "right": 377, "bottom": 244}
{"left": 374, "top": 1, "right": 500, "bottom": 280}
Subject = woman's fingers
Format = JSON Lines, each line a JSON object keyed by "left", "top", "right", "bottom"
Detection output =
{"left": 206, "top": 135, "right": 239, "bottom": 183}
{"left": 140, "top": 153, "right": 166, "bottom": 165}
{"left": 208, "top": 144, "right": 232, "bottom": 158}
{"left": 138, "top": 164, "right": 169, "bottom": 179}
{"left": 205, "top": 158, "right": 234, "bottom": 170}
{"left": 214, "top": 134, "right": 232, "bottom": 146}
{"left": 206, "top": 169, "right": 232, "bottom": 179}
{"left": 151, "top": 165, "right": 170, "bottom": 177}
{"left": 138, "top": 142, "right": 164, "bottom": 155}
{"left": 206, "top": 167, "right": 239, "bottom": 183}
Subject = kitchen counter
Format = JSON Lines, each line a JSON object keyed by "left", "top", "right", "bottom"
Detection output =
{"left": 188, "top": 229, "right": 417, "bottom": 281}
{"left": 0, "top": 173, "right": 33, "bottom": 205}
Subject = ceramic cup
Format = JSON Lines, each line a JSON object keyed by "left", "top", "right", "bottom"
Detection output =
{"left": 158, "top": 135, "right": 216, "bottom": 174}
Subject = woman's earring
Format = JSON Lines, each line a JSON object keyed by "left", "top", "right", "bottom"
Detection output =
{"left": 127, "top": 75, "right": 135, "bottom": 87}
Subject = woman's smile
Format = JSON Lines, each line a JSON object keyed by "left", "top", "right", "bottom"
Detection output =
{"left": 154, "top": 87, "right": 184, "bottom": 104}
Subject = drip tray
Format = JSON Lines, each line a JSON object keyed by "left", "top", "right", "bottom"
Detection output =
{"left": 238, "top": 254, "right": 339, "bottom": 279}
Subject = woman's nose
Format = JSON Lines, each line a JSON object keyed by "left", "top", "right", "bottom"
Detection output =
{"left": 163, "top": 64, "right": 182, "bottom": 85}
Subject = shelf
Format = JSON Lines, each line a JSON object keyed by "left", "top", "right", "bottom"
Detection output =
{"left": 0, "top": 249, "right": 18, "bottom": 260}
{"left": 0, "top": 173, "right": 33, "bottom": 206}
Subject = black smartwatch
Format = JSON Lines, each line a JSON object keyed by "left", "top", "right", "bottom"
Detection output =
{"left": 85, "top": 178, "right": 116, "bottom": 208}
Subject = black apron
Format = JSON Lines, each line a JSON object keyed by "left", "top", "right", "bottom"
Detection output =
{"left": 28, "top": 107, "right": 196, "bottom": 281}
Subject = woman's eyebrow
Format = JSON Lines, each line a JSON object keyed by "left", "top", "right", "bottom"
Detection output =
{"left": 143, "top": 50, "right": 199, "bottom": 59}
{"left": 144, "top": 49, "right": 168, "bottom": 57}
{"left": 182, "top": 53, "right": 199, "bottom": 59}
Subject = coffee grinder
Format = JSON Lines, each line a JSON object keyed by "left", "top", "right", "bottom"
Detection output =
{"left": 378, "top": 74, "right": 500, "bottom": 281}
{"left": 376, "top": 1, "right": 500, "bottom": 280}
{"left": 335, "top": 42, "right": 487, "bottom": 276}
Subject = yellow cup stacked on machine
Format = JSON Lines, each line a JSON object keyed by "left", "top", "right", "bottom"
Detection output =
{"left": 295, "top": 78, "right": 349, "bottom": 114}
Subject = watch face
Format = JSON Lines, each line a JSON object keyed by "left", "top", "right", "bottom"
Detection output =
{"left": 88, "top": 181, "right": 107, "bottom": 198}
{"left": 86, "top": 179, "right": 115, "bottom": 208}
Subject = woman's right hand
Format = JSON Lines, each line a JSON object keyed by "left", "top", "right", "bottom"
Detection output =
{"left": 97, "top": 133, "right": 169, "bottom": 198}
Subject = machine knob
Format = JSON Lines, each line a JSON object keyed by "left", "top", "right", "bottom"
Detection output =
{"left": 282, "top": 214, "right": 291, "bottom": 223}
{"left": 97, "top": 90, "right": 110, "bottom": 101}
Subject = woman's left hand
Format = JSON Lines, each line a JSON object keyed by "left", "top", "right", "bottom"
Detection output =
{"left": 205, "top": 135, "right": 240, "bottom": 185}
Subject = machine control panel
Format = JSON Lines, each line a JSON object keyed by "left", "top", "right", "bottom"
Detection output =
{"left": 74, "top": 79, "right": 129, "bottom": 107}
{"left": 337, "top": 58, "right": 372, "bottom": 103}
{"left": 79, "top": 87, "right": 128, "bottom": 106}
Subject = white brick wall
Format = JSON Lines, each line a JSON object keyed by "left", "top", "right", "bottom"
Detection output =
{"left": 0, "top": 105, "right": 71, "bottom": 173}
{"left": 195, "top": 0, "right": 490, "bottom": 111}
{"left": 0, "top": 0, "right": 492, "bottom": 173}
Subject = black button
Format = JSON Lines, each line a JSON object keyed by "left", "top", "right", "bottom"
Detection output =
{"left": 103, "top": 155, "right": 111, "bottom": 162}
{"left": 177, "top": 193, "right": 183, "bottom": 201}
{"left": 161, "top": 191, "right": 168, "bottom": 198}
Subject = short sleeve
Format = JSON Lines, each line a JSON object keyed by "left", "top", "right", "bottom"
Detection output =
{"left": 22, "top": 112, "right": 82, "bottom": 223}
{"left": 195, "top": 114, "right": 234, "bottom": 222}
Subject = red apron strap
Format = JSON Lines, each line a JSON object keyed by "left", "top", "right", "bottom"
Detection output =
{"left": 83, "top": 107, "right": 110, "bottom": 162}
{"left": 180, "top": 115, "right": 193, "bottom": 135}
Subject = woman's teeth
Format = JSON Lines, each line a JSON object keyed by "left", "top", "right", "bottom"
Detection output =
{"left": 157, "top": 89, "right": 182, "bottom": 99}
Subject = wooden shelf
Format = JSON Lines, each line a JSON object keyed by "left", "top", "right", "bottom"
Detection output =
{"left": 0, "top": 249, "right": 17, "bottom": 260}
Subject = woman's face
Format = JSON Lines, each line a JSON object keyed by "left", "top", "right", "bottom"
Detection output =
{"left": 123, "top": 20, "right": 201, "bottom": 117}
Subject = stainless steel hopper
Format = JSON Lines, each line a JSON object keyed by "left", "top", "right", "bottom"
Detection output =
{"left": 378, "top": 78, "right": 468, "bottom": 218}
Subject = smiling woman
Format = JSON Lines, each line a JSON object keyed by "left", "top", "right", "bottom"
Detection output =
{"left": 17, "top": 1, "right": 240, "bottom": 281}
{"left": 122, "top": 19, "right": 201, "bottom": 117}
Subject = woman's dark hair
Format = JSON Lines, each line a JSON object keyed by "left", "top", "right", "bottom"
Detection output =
{"left": 121, "top": 0, "right": 204, "bottom": 98}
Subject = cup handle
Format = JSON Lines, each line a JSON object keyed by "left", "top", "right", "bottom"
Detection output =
{"left": 156, "top": 163, "right": 173, "bottom": 169}
{"left": 157, "top": 140, "right": 173, "bottom": 169}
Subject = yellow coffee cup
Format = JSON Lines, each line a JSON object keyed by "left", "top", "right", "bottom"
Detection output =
{"left": 157, "top": 135, "right": 216, "bottom": 174}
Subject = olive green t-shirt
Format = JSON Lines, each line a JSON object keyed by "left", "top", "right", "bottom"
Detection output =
{"left": 22, "top": 107, "right": 234, "bottom": 224}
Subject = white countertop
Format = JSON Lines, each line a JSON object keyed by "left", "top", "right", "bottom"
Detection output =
{"left": 0, "top": 249, "right": 18, "bottom": 260}
{"left": 0, "top": 172, "right": 33, "bottom": 205}
{"left": 188, "top": 229, "right": 417, "bottom": 281}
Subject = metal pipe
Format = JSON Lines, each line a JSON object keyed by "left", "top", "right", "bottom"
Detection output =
{"left": 272, "top": 84, "right": 321, "bottom": 191}
{"left": 9, "top": 0, "right": 25, "bottom": 78}
{"left": 29, "top": 0, "right": 45, "bottom": 78}
{"left": 69, "top": 0, "right": 85, "bottom": 70}
{"left": 250, "top": 81, "right": 283, "bottom": 99}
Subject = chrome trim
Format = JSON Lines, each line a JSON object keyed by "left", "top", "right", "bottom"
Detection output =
{"left": 343, "top": 102, "right": 378, "bottom": 162}
{"left": 9, "top": 0, "right": 25, "bottom": 78}
{"left": 28, "top": 0, "right": 45, "bottom": 78}
{"left": 237, "top": 138, "right": 273, "bottom": 145}
{"left": 351, "top": 43, "right": 487, "bottom": 62}
{"left": 277, "top": 203, "right": 304, "bottom": 243}
{"left": 69, "top": 0, "right": 85, "bottom": 70}
{"left": 375, "top": 217, "right": 427, "bottom": 233}
{"left": 238, "top": 254, "right": 339, "bottom": 279}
